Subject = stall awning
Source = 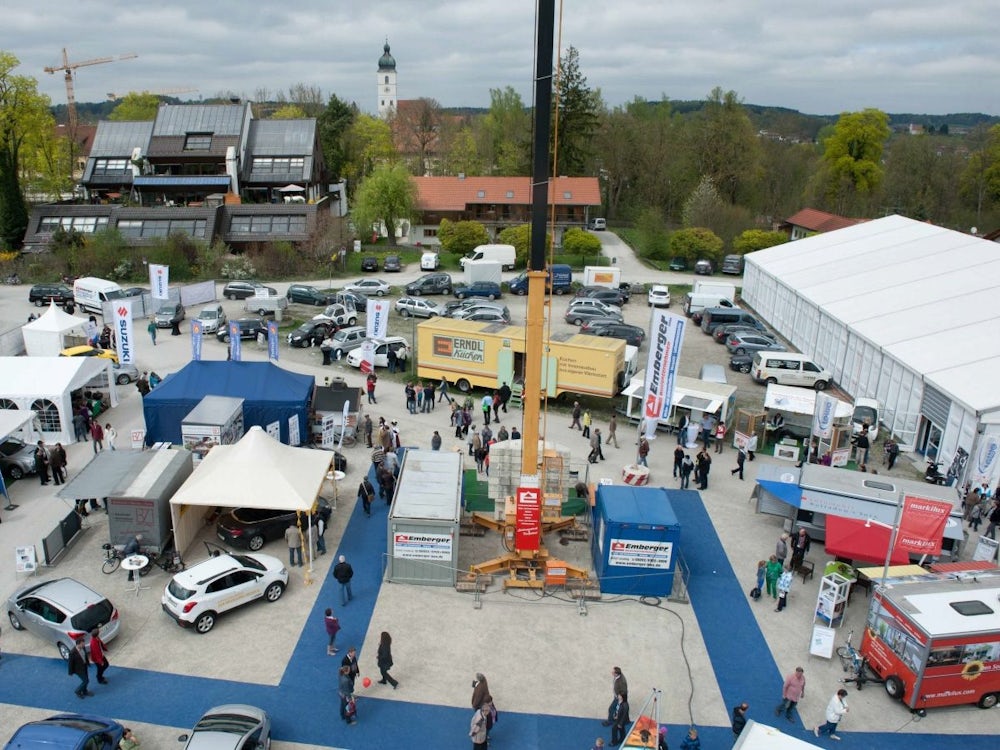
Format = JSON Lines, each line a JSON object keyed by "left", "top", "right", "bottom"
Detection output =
{"left": 824, "top": 515, "right": 911, "bottom": 566}
{"left": 757, "top": 480, "right": 803, "bottom": 507}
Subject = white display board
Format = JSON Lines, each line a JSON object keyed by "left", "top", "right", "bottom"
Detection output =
{"left": 973, "top": 535, "right": 999, "bottom": 562}
{"left": 809, "top": 624, "right": 837, "bottom": 659}
{"left": 15, "top": 545, "right": 37, "bottom": 574}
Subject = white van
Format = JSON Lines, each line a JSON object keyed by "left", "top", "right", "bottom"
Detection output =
{"left": 751, "top": 352, "right": 832, "bottom": 391}
{"left": 73, "top": 277, "right": 123, "bottom": 314}
{"left": 459, "top": 244, "right": 517, "bottom": 271}
{"left": 591, "top": 217, "right": 607, "bottom": 231}
{"left": 420, "top": 251, "right": 440, "bottom": 271}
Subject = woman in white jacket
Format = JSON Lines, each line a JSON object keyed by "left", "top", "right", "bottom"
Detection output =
{"left": 814, "top": 688, "right": 849, "bottom": 740}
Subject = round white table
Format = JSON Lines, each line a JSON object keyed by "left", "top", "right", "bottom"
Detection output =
{"left": 122, "top": 554, "right": 150, "bottom": 596}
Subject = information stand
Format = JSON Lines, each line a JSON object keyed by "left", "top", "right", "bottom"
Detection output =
{"left": 814, "top": 572, "right": 850, "bottom": 628}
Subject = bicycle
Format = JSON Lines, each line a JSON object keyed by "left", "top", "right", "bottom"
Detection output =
{"left": 101, "top": 544, "right": 183, "bottom": 575}
{"left": 837, "top": 630, "right": 885, "bottom": 691}
{"left": 836, "top": 630, "right": 863, "bottom": 674}
{"left": 101, "top": 543, "right": 152, "bottom": 576}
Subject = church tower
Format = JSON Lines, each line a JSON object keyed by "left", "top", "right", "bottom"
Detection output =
{"left": 377, "top": 39, "right": 397, "bottom": 119}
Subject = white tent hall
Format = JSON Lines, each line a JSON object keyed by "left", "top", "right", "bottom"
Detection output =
{"left": 168, "top": 425, "right": 333, "bottom": 556}
{"left": 22, "top": 302, "right": 92, "bottom": 356}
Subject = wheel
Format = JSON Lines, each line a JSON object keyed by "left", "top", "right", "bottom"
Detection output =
{"left": 102, "top": 558, "right": 121, "bottom": 574}
{"left": 516, "top": 289, "right": 526, "bottom": 296}
{"left": 226, "top": 292, "right": 235, "bottom": 300}
{"left": 884, "top": 675, "right": 905, "bottom": 700}
{"left": 814, "top": 380, "right": 829, "bottom": 391}
{"left": 766, "top": 377, "right": 778, "bottom": 386}
{"left": 222, "top": 334, "right": 231, "bottom": 343}
{"left": 348, "top": 317, "right": 357, "bottom": 326}
{"left": 836, "top": 646, "right": 853, "bottom": 671}
{"left": 264, "top": 581, "right": 285, "bottom": 602}
{"left": 35, "top": 299, "right": 44, "bottom": 307}
{"left": 139, "top": 559, "right": 154, "bottom": 577}
{"left": 248, "top": 534, "right": 265, "bottom": 552}
{"left": 333, "top": 349, "right": 344, "bottom": 360}
{"left": 977, "top": 692, "right": 999, "bottom": 709}
{"left": 376, "top": 290, "right": 384, "bottom": 297}
{"left": 456, "top": 379, "right": 471, "bottom": 393}
{"left": 573, "top": 317, "right": 584, "bottom": 326}
{"left": 8, "top": 611, "right": 24, "bottom": 630}
{"left": 457, "top": 292, "right": 467, "bottom": 299}
{"left": 257, "top": 308, "right": 268, "bottom": 316}
{"left": 400, "top": 309, "right": 410, "bottom": 318}
{"left": 735, "top": 347, "right": 745, "bottom": 355}
{"left": 116, "top": 374, "right": 131, "bottom": 385}
{"left": 487, "top": 294, "right": 497, "bottom": 300}
{"left": 58, "top": 641, "right": 71, "bottom": 660}
{"left": 738, "top": 363, "right": 751, "bottom": 374}
{"left": 194, "top": 611, "right": 217, "bottom": 634}
{"left": 554, "top": 288, "right": 564, "bottom": 295}
{"left": 9, "top": 465, "right": 24, "bottom": 480}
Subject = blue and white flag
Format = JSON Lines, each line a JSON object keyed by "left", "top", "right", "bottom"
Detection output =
{"left": 643, "top": 309, "right": 685, "bottom": 440}
{"left": 191, "top": 319, "right": 203, "bottom": 361}
{"left": 228, "top": 320, "right": 242, "bottom": 362}
{"left": 267, "top": 320, "right": 279, "bottom": 361}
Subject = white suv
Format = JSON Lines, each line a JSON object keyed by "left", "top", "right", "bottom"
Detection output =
{"left": 647, "top": 285, "right": 671, "bottom": 308}
{"left": 161, "top": 551, "right": 288, "bottom": 634}
{"left": 346, "top": 336, "right": 411, "bottom": 369}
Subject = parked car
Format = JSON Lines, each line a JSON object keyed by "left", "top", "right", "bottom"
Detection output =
{"left": 360, "top": 256, "right": 379, "bottom": 272}
{"left": 154, "top": 301, "right": 185, "bottom": 328}
{"left": 60, "top": 345, "right": 118, "bottom": 363}
{"left": 668, "top": 257, "right": 687, "bottom": 271}
{"left": 216, "top": 318, "right": 266, "bottom": 343}
{"left": 405, "top": 273, "right": 453, "bottom": 296}
{"left": 455, "top": 309, "right": 512, "bottom": 324}
{"left": 449, "top": 302, "right": 510, "bottom": 319}
{"left": 179, "top": 705, "right": 271, "bottom": 750}
{"left": 452, "top": 281, "right": 502, "bottom": 300}
{"left": 694, "top": 259, "right": 714, "bottom": 275}
{"left": 394, "top": 296, "right": 445, "bottom": 319}
{"left": 6, "top": 714, "right": 125, "bottom": 750}
{"left": 574, "top": 286, "right": 627, "bottom": 306}
{"left": 647, "top": 284, "right": 671, "bottom": 308}
{"left": 195, "top": 304, "right": 227, "bottom": 334}
{"left": 567, "top": 297, "right": 622, "bottom": 317}
{"left": 713, "top": 323, "right": 773, "bottom": 344}
{"left": 222, "top": 281, "right": 276, "bottom": 300}
{"left": 565, "top": 308, "right": 624, "bottom": 326}
{"left": 286, "top": 284, "right": 336, "bottom": 306}
{"left": 1, "top": 436, "right": 37, "bottom": 480}
{"left": 591, "top": 217, "right": 607, "bottom": 230}
{"left": 581, "top": 321, "right": 645, "bottom": 347}
{"left": 312, "top": 303, "right": 358, "bottom": 328}
{"left": 383, "top": 255, "right": 403, "bottom": 272}
{"left": 725, "top": 332, "right": 788, "bottom": 356}
{"left": 337, "top": 290, "right": 368, "bottom": 311}
{"left": 345, "top": 336, "right": 412, "bottom": 369}
{"left": 216, "top": 508, "right": 299, "bottom": 551}
{"left": 729, "top": 353, "right": 754, "bottom": 374}
{"left": 120, "top": 286, "right": 148, "bottom": 297}
{"left": 444, "top": 298, "right": 505, "bottom": 316}
{"left": 28, "top": 283, "right": 73, "bottom": 307}
{"left": 326, "top": 325, "right": 368, "bottom": 360}
{"left": 85, "top": 361, "right": 140, "bottom": 386}
{"left": 852, "top": 397, "right": 880, "bottom": 442}
{"left": 343, "top": 278, "right": 390, "bottom": 297}
{"left": 721, "top": 254, "right": 744, "bottom": 275}
{"left": 6, "top": 577, "right": 121, "bottom": 659}
{"left": 287, "top": 320, "right": 332, "bottom": 348}
{"left": 161, "top": 550, "right": 288, "bottom": 633}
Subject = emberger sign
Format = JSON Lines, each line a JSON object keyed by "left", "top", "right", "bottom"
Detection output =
{"left": 433, "top": 335, "right": 485, "bottom": 363}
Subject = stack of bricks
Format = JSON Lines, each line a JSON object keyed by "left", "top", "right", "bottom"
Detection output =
{"left": 486, "top": 439, "right": 572, "bottom": 499}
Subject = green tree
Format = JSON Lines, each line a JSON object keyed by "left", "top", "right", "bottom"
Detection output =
{"left": 342, "top": 114, "right": 397, "bottom": 193}
{"left": 732, "top": 229, "right": 789, "bottom": 254}
{"left": 437, "top": 219, "right": 488, "bottom": 255}
{"left": 270, "top": 104, "right": 307, "bottom": 120}
{"left": 960, "top": 124, "right": 1000, "bottom": 225}
{"left": 108, "top": 92, "right": 161, "bottom": 121}
{"left": 317, "top": 94, "right": 358, "bottom": 181}
{"left": 669, "top": 227, "right": 724, "bottom": 265}
{"left": 561, "top": 227, "right": 602, "bottom": 255}
{"left": 682, "top": 176, "right": 724, "bottom": 228}
{"left": 820, "top": 108, "right": 891, "bottom": 211}
{"left": 687, "top": 88, "right": 762, "bottom": 204}
{"left": 498, "top": 223, "right": 551, "bottom": 267}
{"left": 554, "top": 46, "right": 602, "bottom": 176}
{"left": 634, "top": 206, "right": 671, "bottom": 261}
{"left": 439, "top": 126, "right": 483, "bottom": 177}
{"left": 883, "top": 135, "right": 963, "bottom": 223}
{"left": 351, "top": 164, "right": 415, "bottom": 247}
{"left": 480, "top": 86, "right": 531, "bottom": 175}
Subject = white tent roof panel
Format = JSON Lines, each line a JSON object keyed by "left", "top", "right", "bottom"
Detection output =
{"left": 2, "top": 356, "right": 108, "bottom": 396}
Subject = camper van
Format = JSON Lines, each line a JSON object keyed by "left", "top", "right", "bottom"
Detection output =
{"left": 73, "top": 277, "right": 123, "bottom": 314}
{"left": 459, "top": 244, "right": 517, "bottom": 271}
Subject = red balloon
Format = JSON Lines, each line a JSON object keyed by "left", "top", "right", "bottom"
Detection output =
{"left": 362, "top": 677, "right": 372, "bottom": 688}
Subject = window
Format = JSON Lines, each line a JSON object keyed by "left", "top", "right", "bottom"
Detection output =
{"left": 92, "top": 158, "right": 128, "bottom": 175}
{"left": 505, "top": 191, "right": 514, "bottom": 198}
{"left": 563, "top": 191, "right": 572, "bottom": 199}
{"left": 184, "top": 133, "right": 212, "bottom": 150}
{"left": 251, "top": 157, "right": 305, "bottom": 174}
{"left": 39, "top": 216, "right": 109, "bottom": 233}
{"left": 116, "top": 219, "right": 206, "bottom": 239}
{"left": 422, "top": 228, "right": 437, "bottom": 238}
{"left": 0, "top": 399, "right": 18, "bottom": 410}
{"left": 950, "top": 600, "right": 994, "bottom": 616}
{"left": 229, "top": 215, "right": 307, "bottom": 234}
{"left": 477, "top": 190, "right": 486, "bottom": 198}
{"left": 803, "top": 361, "right": 821, "bottom": 372}
{"left": 31, "top": 399, "right": 60, "bottom": 432}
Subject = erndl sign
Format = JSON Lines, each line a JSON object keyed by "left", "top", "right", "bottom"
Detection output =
{"left": 112, "top": 299, "right": 135, "bottom": 365}
{"left": 643, "top": 310, "right": 685, "bottom": 439}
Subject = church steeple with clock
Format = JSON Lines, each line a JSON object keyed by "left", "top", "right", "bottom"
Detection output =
{"left": 377, "top": 39, "right": 397, "bottom": 118}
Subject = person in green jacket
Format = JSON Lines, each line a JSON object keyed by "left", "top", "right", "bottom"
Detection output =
{"left": 765, "top": 555, "right": 783, "bottom": 599}
{"left": 147, "top": 320, "right": 157, "bottom": 346}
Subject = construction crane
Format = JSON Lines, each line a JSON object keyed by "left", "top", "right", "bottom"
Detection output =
{"left": 44, "top": 48, "right": 138, "bottom": 133}
{"left": 107, "top": 87, "right": 198, "bottom": 101}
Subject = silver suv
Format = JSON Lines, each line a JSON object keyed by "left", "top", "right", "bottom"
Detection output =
{"left": 6, "top": 577, "right": 121, "bottom": 659}
{"left": 327, "top": 325, "right": 367, "bottom": 360}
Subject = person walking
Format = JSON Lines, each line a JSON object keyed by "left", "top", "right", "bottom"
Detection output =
{"left": 147, "top": 319, "right": 157, "bottom": 346}
{"left": 481, "top": 394, "right": 493, "bottom": 428}
{"left": 588, "top": 429, "right": 605, "bottom": 463}
{"left": 438, "top": 377, "right": 452, "bottom": 404}
{"left": 776, "top": 567, "right": 793, "bottom": 612}
{"left": 731, "top": 445, "right": 746, "bottom": 480}
{"left": 104, "top": 423, "right": 118, "bottom": 451}
{"left": 470, "top": 705, "right": 489, "bottom": 750}
{"left": 68, "top": 636, "right": 91, "bottom": 698}
{"left": 714, "top": 421, "right": 726, "bottom": 453}
{"left": 746, "top": 432, "right": 758, "bottom": 461}
{"left": 582, "top": 409, "right": 592, "bottom": 439}
{"left": 673, "top": 446, "right": 685, "bottom": 478}
{"left": 366, "top": 372, "right": 377, "bottom": 405}
{"left": 338, "top": 665, "right": 357, "bottom": 725}
{"left": 637, "top": 436, "right": 650, "bottom": 467}
{"left": 570, "top": 401, "right": 582, "bottom": 430}
{"left": 284, "top": 522, "right": 303, "bottom": 567}
{"left": 431, "top": 431, "right": 442, "bottom": 450}
{"left": 34, "top": 441, "right": 50, "bottom": 485}
{"left": 313, "top": 511, "right": 327, "bottom": 555}
{"left": 679, "top": 454, "right": 694, "bottom": 489}
{"left": 50, "top": 443, "right": 67, "bottom": 485}
{"left": 602, "top": 666, "right": 628, "bottom": 726}
{"left": 376, "top": 631, "right": 399, "bottom": 688}
{"left": 499, "top": 382, "right": 511, "bottom": 413}
{"left": 765, "top": 555, "right": 783, "bottom": 600}
{"left": 73, "top": 409, "right": 89, "bottom": 441}
{"left": 89, "top": 628, "right": 110, "bottom": 685}
{"left": 610, "top": 692, "right": 630, "bottom": 746}
{"left": 775, "top": 667, "right": 805, "bottom": 722}
{"left": 731, "top": 702, "right": 749, "bottom": 739}
{"left": 884, "top": 438, "right": 899, "bottom": 470}
{"left": 696, "top": 448, "right": 711, "bottom": 490}
{"left": 491, "top": 391, "right": 501, "bottom": 423}
{"left": 333, "top": 555, "right": 354, "bottom": 605}
{"left": 90, "top": 421, "right": 104, "bottom": 453}
{"left": 814, "top": 689, "right": 849, "bottom": 740}
{"left": 324, "top": 608, "right": 341, "bottom": 655}
{"left": 607, "top": 413, "right": 619, "bottom": 448}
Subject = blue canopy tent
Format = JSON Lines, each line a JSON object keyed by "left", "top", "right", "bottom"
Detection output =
{"left": 142, "top": 361, "right": 314, "bottom": 446}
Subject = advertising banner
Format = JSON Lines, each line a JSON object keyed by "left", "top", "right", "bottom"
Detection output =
{"left": 895, "top": 496, "right": 954, "bottom": 555}
{"left": 642, "top": 310, "right": 685, "bottom": 439}
{"left": 190, "top": 319, "right": 203, "bottom": 361}
{"left": 812, "top": 392, "right": 838, "bottom": 440}
{"left": 359, "top": 340, "right": 376, "bottom": 374}
{"left": 514, "top": 486, "right": 541, "bottom": 551}
{"left": 392, "top": 532, "right": 453, "bottom": 561}
{"left": 228, "top": 320, "right": 242, "bottom": 362}
{"left": 366, "top": 299, "right": 390, "bottom": 339}
{"left": 149, "top": 263, "right": 169, "bottom": 299}
{"left": 969, "top": 434, "right": 1000, "bottom": 487}
{"left": 111, "top": 298, "right": 135, "bottom": 365}
{"left": 608, "top": 539, "right": 674, "bottom": 569}
{"left": 267, "top": 320, "right": 279, "bottom": 361}
{"left": 288, "top": 415, "right": 300, "bottom": 447}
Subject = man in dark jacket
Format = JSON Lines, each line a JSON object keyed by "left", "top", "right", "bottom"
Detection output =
{"left": 732, "top": 702, "right": 749, "bottom": 738}
{"left": 68, "top": 636, "right": 91, "bottom": 698}
{"left": 603, "top": 667, "right": 628, "bottom": 725}
{"left": 499, "top": 382, "right": 511, "bottom": 413}
{"left": 611, "top": 693, "right": 630, "bottom": 746}
{"left": 34, "top": 441, "right": 50, "bottom": 485}
{"left": 333, "top": 555, "right": 354, "bottom": 605}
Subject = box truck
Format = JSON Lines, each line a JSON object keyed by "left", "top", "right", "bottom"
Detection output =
{"left": 582, "top": 266, "right": 622, "bottom": 289}
{"left": 682, "top": 280, "right": 737, "bottom": 319}
{"left": 464, "top": 259, "right": 503, "bottom": 285}
{"left": 416, "top": 318, "right": 635, "bottom": 398}
{"left": 459, "top": 243, "right": 517, "bottom": 271}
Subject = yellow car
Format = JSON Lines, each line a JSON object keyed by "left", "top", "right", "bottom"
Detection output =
{"left": 59, "top": 345, "right": 119, "bottom": 364}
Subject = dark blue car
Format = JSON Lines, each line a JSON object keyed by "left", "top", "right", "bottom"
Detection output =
{"left": 6, "top": 714, "right": 124, "bottom": 750}
{"left": 453, "top": 281, "right": 502, "bottom": 300}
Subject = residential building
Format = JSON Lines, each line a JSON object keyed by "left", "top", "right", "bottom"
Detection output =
{"left": 778, "top": 208, "right": 867, "bottom": 240}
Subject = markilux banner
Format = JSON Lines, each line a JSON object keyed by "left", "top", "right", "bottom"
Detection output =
{"left": 149, "top": 263, "right": 169, "bottom": 300}
{"left": 895, "top": 496, "right": 954, "bottom": 556}
{"left": 112, "top": 298, "right": 135, "bottom": 366}
{"left": 366, "top": 299, "right": 390, "bottom": 339}
{"left": 643, "top": 309, "right": 685, "bottom": 440}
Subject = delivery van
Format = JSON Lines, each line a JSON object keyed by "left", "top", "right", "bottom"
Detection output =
{"left": 751, "top": 352, "right": 832, "bottom": 391}
{"left": 420, "top": 251, "right": 440, "bottom": 270}
{"left": 73, "top": 277, "right": 123, "bottom": 314}
{"left": 508, "top": 264, "right": 572, "bottom": 295}
{"left": 459, "top": 244, "right": 517, "bottom": 271}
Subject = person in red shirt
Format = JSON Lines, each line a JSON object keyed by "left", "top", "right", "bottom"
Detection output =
{"left": 89, "top": 628, "right": 110, "bottom": 685}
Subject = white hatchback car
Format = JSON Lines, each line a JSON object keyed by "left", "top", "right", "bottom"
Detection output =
{"left": 345, "top": 336, "right": 412, "bottom": 369}
{"left": 161, "top": 551, "right": 288, "bottom": 634}
{"left": 647, "top": 285, "right": 671, "bottom": 308}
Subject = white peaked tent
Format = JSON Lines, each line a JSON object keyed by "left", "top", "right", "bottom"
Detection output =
{"left": 22, "top": 302, "right": 91, "bottom": 356}
{"left": 168, "top": 425, "right": 333, "bottom": 556}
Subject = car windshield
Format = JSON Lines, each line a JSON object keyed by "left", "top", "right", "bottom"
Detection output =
{"left": 193, "top": 713, "right": 259, "bottom": 735}
{"left": 854, "top": 406, "right": 877, "bottom": 423}
{"left": 167, "top": 579, "right": 196, "bottom": 600}
{"left": 230, "top": 553, "right": 266, "bottom": 572}
{"left": 200, "top": 310, "right": 219, "bottom": 319}
{"left": 69, "top": 598, "right": 114, "bottom": 632}
{"left": 158, "top": 305, "right": 175, "bottom": 314}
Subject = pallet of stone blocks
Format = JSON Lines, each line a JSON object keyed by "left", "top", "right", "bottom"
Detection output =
{"left": 486, "top": 440, "right": 572, "bottom": 500}
{"left": 456, "top": 573, "right": 493, "bottom": 592}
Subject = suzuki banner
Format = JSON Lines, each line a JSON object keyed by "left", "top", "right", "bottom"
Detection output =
{"left": 190, "top": 319, "right": 203, "bottom": 361}
{"left": 149, "top": 263, "right": 169, "bottom": 299}
{"left": 111, "top": 298, "right": 135, "bottom": 365}
{"left": 812, "top": 392, "right": 839, "bottom": 440}
{"left": 642, "top": 309, "right": 685, "bottom": 439}
{"left": 228, "top": 320, "right": 242, "bottom": 362}
{"left": 267, "top": 320, "right": 279, "bottom": 361}
{"left": 366, "top": 299, "right": 390, "bottom": 339}
{"left": 895, "top": 495, "right": 954, "bottom": 556}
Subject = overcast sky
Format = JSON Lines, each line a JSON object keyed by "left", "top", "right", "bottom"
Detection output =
{"left": 4, "top": 0, "right": 997, "bottom": 117}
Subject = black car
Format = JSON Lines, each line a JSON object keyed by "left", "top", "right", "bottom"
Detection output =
{"left": 406, "top": 273, "right": 453, "bottom": 296}
{"left": 574, "top": 286, "right": 627, "bottom": 306}
{"left": 582, "top": 322, "right": 645, "bottom": 347}
{"left": 287, "top": 320, "right": 332, "bottom": 348}
{"left": 28, "top": 283, "right": 73, "bottom": 307}
{"left": 361, "top": 256, "right": 379, "bottom": 272}
{"left": 668, "top": 257, "right": 687, "bottom": 271}
{"left": 223, "top": 281, "right": 277, "bottom": 300}
{"left": 216, "top": 318, "right": 266, "bottom": 343}
{"left": 453, "top": 281, "right": 502, "bottom": 300}
{"left": 216, "top": 508, "right": 300, "bottom": 551}
{"left": 121, "top": 287, "right": 148, "bottom": 297}
{"left": 729, "top": 353, "right": 754, "bottom": 374}
{"left": 338, "top": 290, "right": 368, "bottom": 310}
{"left": 383, "top": 255, "right": 402, "bottom": 272}
{"left": 286, "top": 284, "right": 336, "bottom": 306}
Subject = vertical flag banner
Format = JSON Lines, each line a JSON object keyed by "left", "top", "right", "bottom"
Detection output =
{"left": 228, "top": 320, "right": 242, "bottom": 362}
{"left": 267, "top": 320, "right": 279, "bottom": 361}
{"left": 190, "top": 319, "right": 203, "bottom": 361}
{"left": 366, "top": 299, "right": 390, "bottom": 339}
{"left": 970, "top": 434, "right": 1000, "bottom": 486}
{"left": 112, "top": 298, "right": 135, "bottom": 365}
{"left": 643, "top": 310, "right": 685, "bottom": 439}
{"left": 149, "top": 264, "right": 169, "bottom": 300}
{"left": 812, "top": 392, "right": 838, "bottom": 440}
{"left": 895, "top": 496, "right": 954, "bottom": 556}
{"left": 359, "top": 340, "right": 376, "bottom": 374}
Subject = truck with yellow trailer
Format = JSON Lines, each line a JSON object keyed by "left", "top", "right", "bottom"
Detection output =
{"left": 416, "top": 318, "right": 636, "bottom": 398}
